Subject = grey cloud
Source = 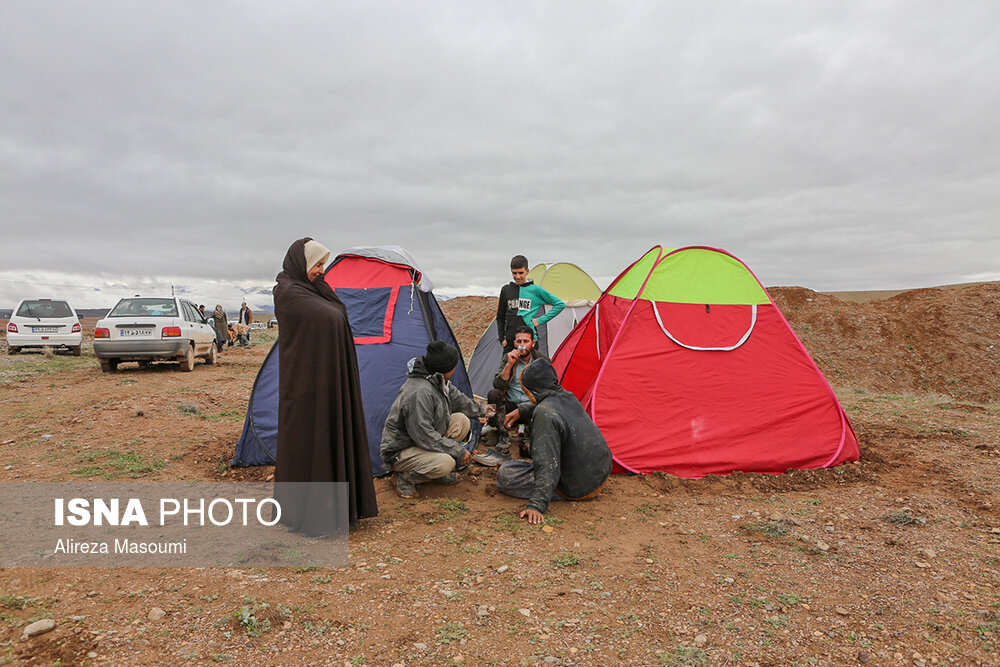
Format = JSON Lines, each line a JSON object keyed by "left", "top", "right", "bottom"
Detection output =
{"left": 1, "top": 1, "right": 998, "bottom": 308}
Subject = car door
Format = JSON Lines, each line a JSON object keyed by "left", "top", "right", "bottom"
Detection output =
{"left": 180, "top": 301, "right": 209, "bottom": 354}
{"left": 196, "top": 304, "right": 216, "bottom": 348}
{"left": 178, "top": 302, "right": 196, "bottom": 352}
{"left": 193, "top": 302, "right": 216, "bottom": 348}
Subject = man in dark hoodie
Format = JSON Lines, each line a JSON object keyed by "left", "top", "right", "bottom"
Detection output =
{"left": 381, "top": 341, "right": 489, "bottom": 498}
{"left": 497, "top": 358, "right": 613, "bottom": 524}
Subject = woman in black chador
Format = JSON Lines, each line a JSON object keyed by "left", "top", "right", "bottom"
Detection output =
{"left": 272, "top": 237, "right": 378, "bottom": 534}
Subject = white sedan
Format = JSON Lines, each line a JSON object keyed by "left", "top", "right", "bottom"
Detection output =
{"left": 6, "top": 298, "right": 83, "bottom": 355}
{"left": 93, "top": 296, "right": 218, "bottom": 372}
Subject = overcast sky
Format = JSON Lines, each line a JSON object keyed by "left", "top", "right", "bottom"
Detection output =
{"left": 2, "top": 1, "right": 998, "bottom": 310}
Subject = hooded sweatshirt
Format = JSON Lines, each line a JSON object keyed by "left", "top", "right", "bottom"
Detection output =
{"left": 496, "top": 280, "right": 566, "bottom": 344}
{"left": 380, "top": 356, "right": 484, "bottom": 468}
{"left": 515, "top": 359, "right": 612, "bottom": 513}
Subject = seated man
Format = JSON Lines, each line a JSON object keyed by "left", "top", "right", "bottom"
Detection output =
{"left": 234, "top": 323, "right": 251, "bottom": 347}
{"left": 496, "top": 358, "right": 613, "bottom": 524}
{"left": 475, "top": 325, "right": 547, "bottom": 466}
{"left": 381, "top": 341, "right": 487, "bottom": 498}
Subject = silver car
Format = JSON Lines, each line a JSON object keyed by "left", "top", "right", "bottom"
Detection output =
{"left": 93, "top": 297, "right": 218, "bottom": 372}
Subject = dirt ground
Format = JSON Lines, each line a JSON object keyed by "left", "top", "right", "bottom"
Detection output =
{"left": 1, "top": 285, "right": 999, "bottom": 666}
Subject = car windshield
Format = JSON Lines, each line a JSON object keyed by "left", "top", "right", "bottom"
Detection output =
{"left": 16, "top": 300, "right": 73, "bottom": 318}
{"left": 108, "top": 298, "right": 179, "bottom": 318}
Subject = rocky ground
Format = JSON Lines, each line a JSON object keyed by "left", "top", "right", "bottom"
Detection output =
{"left": 0, "top": 284, "right": 998, "bottom": 666}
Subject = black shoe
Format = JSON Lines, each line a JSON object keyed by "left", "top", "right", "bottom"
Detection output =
{"left": 395, "top": 472, "right": 419, "bottom": 498}
{"left": 472, "top": 447, "right": 512, "bottom": 467}
{"left": 433, "top": 472, "right": 459, "bottom": 485}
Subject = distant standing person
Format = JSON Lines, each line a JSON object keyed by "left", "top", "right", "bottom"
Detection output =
{"left": 272, "top": 237, "right": 378, "bottom": 532}
{"left": 238, "top": 301, "right": 253, "bottom": 326}
{"left": 496, "top": 255, "right": 565, "bottom": 353}
{"left": 238, "top": 301, "right": 254, "bottom": 346}
{"left": 212, "top": 305, "right": 228, "bottom": 352}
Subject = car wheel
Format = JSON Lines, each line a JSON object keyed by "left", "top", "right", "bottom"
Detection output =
{"left": 6, "top": 346, "right": 16, "bottom": 355}
{"left": 100, "top": 358, "right": 118, "bottom": 373}
{"left": 179, "top": 343, "right": 195, "bottom": 372}
{"left": 71, "top": 345, "right": 82, "bottom": 357}
{"left": 138, "top": 360, "right": 152, "bottom": 368}
{"left": 204, "top": 341, "right": 218, "bottom": 365}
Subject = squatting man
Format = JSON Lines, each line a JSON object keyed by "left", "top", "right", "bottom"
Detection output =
{"left": 380, "top": 342, "right": 490, "bottom": 499}
{"left": 379, "top": 341, "right": 612, "bottom": 523}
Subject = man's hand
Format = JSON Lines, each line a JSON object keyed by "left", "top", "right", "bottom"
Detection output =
{"left": 504, "top": 408, "right": 519, "bottom": 429}
{"left": 460, "top": 450, "right": 473, "bottom": 467}
{"left": 520, "top": 508, "right": 544, "bottom": 525}
{"left": 484, "top": 404, "right": 497, "bottom": 418}
{"left": 501, "top": 339, "right": 507, "bottom": 348}
{"left": 506, "top": 349, "right": 521, "bottom": 367}
{"left": 532, "top": 317, "right": 539, "bottom": 327}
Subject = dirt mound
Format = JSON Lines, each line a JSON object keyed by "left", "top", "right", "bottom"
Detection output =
{"left": 443, "top": 285, "right": 1000, "bottom": 403}
{"left": 439, "top": 296, "right": 495, "bottom": 361}
{"left": 772, "top": 283, "right": 1000, "bottom": 402}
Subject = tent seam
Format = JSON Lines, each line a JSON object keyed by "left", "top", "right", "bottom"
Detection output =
{"left": 590, "top": 247, "right": 664, "bottom": 475}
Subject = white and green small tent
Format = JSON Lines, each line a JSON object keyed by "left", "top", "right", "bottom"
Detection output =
{"left": 467, "top": 262, "right": 601, "bottom": 397}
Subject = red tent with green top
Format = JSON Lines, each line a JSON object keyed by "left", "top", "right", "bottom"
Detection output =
{"left": 552, "top": 245, "right": 859, "bottom": 478}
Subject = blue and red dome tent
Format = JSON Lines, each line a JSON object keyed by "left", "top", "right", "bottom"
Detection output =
{"left": 232, "top": 246, "right": 475, "bottom": 476}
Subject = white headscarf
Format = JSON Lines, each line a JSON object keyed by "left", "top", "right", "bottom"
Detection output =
{"left": 303, "top": 240, "right": 331, "bottom": 271}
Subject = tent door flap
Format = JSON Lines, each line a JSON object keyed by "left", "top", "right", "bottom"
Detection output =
{"left": 652, "top": 301, "right": 756, "bottom": 351}
{"left": 336, "top": 285, "right": 400, "bottom": 344}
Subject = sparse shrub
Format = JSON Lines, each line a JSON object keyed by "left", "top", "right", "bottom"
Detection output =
{"left": 0, "top": 594, "right": 32, "bottom": 610}
{"left": 658, "top": 645, "right": 709, "bottom": 666}
{"left": 70, "top": 449, "right": 164, "bottom": 479}
{"left": 552, "top": 552, "right": 580, "bottom": 568}
{"left": 634, "top": 501, "right": 658, "bottom": 515}
{"left": 230, "top": 599, "right": 274, "bottom": 637}
{"left": 884, "top": 511, "right": 925, "bottom": 526}
{"left": 747, "top": 521, "right": 788, "bottom": 537}
{"left": 436, "top": 622, "right": 467, "bottom": 644}
{"left": 433, "top": 499, "right": 467, "bottom": 513}
{"left": 428, "top": 499, "right": 468, "bottom": 523}
{"left": 974, "top": 621, "right": 1000, "bottom": 638}
{"left": 765, "top": 615, "right": 790, "bottom": 628}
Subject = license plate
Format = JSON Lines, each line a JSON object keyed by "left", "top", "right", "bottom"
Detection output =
{"left": 119, "top": 329, "right": 152, "bottom": 337}
{"left": 32, "top": 327, "right": 58, "bottom": 333}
